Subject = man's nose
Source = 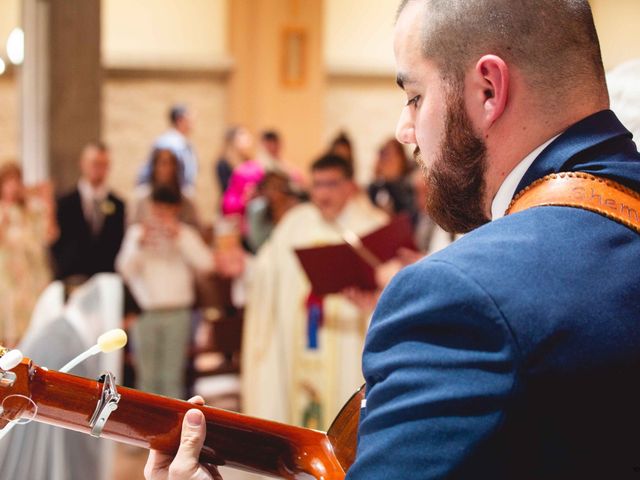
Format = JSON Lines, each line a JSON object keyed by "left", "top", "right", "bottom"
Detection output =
{"left": 395, "top": 108, "right": 416, "bottom": 145}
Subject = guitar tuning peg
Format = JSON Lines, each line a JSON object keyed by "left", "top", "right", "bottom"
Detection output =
{"left": 0, "top": 350, "right": 23, "bottom": 372}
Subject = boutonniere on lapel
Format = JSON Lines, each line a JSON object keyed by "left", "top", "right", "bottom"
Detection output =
{"left": 101, "top": 199, "right": 116, "bottom": 216}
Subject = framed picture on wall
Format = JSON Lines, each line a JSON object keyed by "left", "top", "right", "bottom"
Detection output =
{"left": 281, "top": 27, "right": 307, "bottom": 87}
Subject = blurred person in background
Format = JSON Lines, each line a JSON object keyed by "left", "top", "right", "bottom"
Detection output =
{"left": 116, "top": 186, "right": 215, "bottom": 399}
{"left": 138, "top": 104, "right": 198, "bottom": 193}
{"left": 51, "top": 142, "right": 125, "bottom": 281}
{"left": 220, "top": 127, "right": 265, "bottom": 239}
{"left": 214, "top": 125, "right": 255, "bottom": 195}
{"left": 242, "top": 154, "right": 387, "bottom": 429}
{"left": 0, "top": 162, "right": 57, "bottom": 347}
{"left": 328, "top": 131, "right": 355, "bottom": 168}
{"left": 246, "top": 170, "right": 303, "bottom": 252}
{"left": 131, "top": 148, "right": 200, "bottom": 229}
{"left": 368, "top": 138, "right": 416, "bottom": 217}
{"left": 329, "top": 132, "right": 369, "bottom": 200}
{"left": 257, "top": 129, "right": 307, "bottom": 188}
{"left": 257, "top": 130, "right": 283, "bottom": 170}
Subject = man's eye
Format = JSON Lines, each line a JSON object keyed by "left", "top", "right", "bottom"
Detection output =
{"left": 406, "top": 95, "right": 421, "bottom": 108}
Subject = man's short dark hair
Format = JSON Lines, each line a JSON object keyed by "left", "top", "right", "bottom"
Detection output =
{"left": 397, "top": 0, "right": 607, "bottom": 107}
{"left": 311, "top": 154, "right": 354, "bottom": 180}
{"left": 331, "top": 131, "right": 352, "bottom": 150}
{"left": 151, "top": 185, "right": 182, "bottom": 205}
{"left": 262, "top": 130, "right": 280, "bottom": 142}
{"left": 169, "top": 104, "right": 188, "bottom": 125}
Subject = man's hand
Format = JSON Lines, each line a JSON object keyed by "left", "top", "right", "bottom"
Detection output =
{"left": 144, "top": 396, "right": 222, "bottom": 480}
{"left": 214, "top": 245, "right": 246, "bottom": 278}
{"left": 374, "top": 248, "right": 424, "bottom": 288}
{"left": 343, "top": 287, "right": 381, "bottom": 314}
{"left": 396, "top": 247, "right": 424, "bottom": 267}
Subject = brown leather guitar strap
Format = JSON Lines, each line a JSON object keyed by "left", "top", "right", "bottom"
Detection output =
{"left": 506, "top": 172, "right": 640, "bottom": 234}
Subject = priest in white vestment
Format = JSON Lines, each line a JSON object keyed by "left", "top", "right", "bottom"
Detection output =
{"left": 241, "top": 154, "right": 387, "bottom": 429}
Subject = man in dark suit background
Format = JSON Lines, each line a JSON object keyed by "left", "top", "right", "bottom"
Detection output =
{"left": 52, "top": 142, "right": 125, "bottom": 281}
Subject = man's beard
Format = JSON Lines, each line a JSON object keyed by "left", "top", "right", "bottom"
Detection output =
{"left": 417, "top": 87, "right": 490, "bottom": 234}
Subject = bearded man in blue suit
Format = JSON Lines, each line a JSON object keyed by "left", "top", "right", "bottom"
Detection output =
{"left": 146, "top": 1, "right": 640, "bottom": 479}
{"left": 346, "top": 1, "right": 640, "bottom": 478}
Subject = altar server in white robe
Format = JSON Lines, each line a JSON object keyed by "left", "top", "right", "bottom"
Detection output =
{"left": 241, "top": 154, "right": 387, "bottom": 429}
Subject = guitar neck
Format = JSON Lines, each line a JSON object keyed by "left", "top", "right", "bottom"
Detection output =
{"left": 28, "top": 365, "right": 345, "bottom": 479}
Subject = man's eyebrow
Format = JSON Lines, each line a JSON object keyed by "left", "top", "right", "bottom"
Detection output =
{"left": 396, "top": 73, "right": 415, "bottom": 90}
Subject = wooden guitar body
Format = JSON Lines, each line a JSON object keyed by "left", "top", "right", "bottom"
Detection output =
{"left": 0, "top": 358, "right": 363, "bottom": 479}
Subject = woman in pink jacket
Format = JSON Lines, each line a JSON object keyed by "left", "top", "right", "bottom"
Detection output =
{"left": 219, "top": 126, "right": 265, "bottom": 217}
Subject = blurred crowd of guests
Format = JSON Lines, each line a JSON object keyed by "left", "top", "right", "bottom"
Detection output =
{"left": 0, "top": 103, "right": 451, "bottom": 427}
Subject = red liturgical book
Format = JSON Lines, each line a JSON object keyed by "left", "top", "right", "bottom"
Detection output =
{"left": 294, "top": 215, "right": 416, "bottom": 295}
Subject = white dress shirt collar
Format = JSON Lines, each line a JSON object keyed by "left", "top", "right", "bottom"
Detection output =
{"left": 491, "top": 135, "right": 560, "bottom": 220}
{"left": 78, "top": 178, "right": 109, "bottom": 202}
{"left": 78, "top": 179, "right": 110, "bottom": 224}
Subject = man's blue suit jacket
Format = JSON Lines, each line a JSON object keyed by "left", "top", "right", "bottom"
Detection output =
{"left": 347, "top": 110, "right": 640, "bottom": 479}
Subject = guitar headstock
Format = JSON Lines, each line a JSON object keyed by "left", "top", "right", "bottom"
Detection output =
{"left": 0, "top": 347, "right": 35, "bottom": 426}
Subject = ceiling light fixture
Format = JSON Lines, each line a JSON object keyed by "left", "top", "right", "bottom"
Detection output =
{"left": 7, "top": 28, "right": 24, "bottom": 65}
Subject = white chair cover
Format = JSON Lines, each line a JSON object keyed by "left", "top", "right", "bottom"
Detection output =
{"left": 608, "top": 58, "right": 640, "bottom": 141}
{"left": 0, "top": 274, "right": 124, "bottom": 480}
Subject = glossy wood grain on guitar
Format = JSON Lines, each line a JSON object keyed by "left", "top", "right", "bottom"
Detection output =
{"left": 0, "top": 358, "right": 363, "bottom": 479}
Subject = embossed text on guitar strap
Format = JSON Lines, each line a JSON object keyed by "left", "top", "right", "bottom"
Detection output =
{"left": 506, "top": 172, "right": 640, "bottom": 234}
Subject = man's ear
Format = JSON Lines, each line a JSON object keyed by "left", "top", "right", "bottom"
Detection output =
{"left": 471, "top": 55, "right": 510, "bottom": 128}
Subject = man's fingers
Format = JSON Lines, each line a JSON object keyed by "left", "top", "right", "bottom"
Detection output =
{"left": 144, "top": 449, "right": 171, "bottom": 480}
{"left": 144, "top": 404, "right": 208, "bottom": 479}
{"left": 143, "top": 450, "right": 156, "bottom": 479}
{"left": 168, "top": 409, "right": 207, "bottom": 478}
{"left": 188, "top": 395, "right": 205, "bottom": 406}
{"left": 203, "top": 463, "right": 224, "bottom": 480}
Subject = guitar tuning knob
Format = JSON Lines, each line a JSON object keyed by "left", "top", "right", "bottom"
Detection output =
{"left": 0, "top": 350, "right": 23, "bottom": 372}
